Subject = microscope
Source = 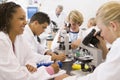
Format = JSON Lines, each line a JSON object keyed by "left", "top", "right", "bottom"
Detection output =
{"left": 51, "top": 20, "right": 59, "bottom": 33}
{"left": 58, "top": 22, "right": 72, "bottom": 54}
{"left": 57, "top": 29, "right": 71, "bottom": 56}
{"left": 72, "top": 46, "right": 95, "bottom": 72}
{"left": 71, "top": 29, "right": 103, "bottom": 74}
{"left": 47, "top": 20, "right": 58, "bottom": 40}
{"left": 82, "top": 29, "right": 103, "bottom": 67}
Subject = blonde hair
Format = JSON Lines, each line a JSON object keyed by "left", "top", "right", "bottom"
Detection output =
{"left": 96, "top": 1, "right": 120, "bottom": 26}
{"left": 67, "top": 10, "right": 83, "bottom": 26}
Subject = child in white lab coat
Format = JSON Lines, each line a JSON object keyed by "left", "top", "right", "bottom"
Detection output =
{"left": 55, "top": 1, "right": 120, "bottom": 80}
{"left": 0, "top": 2, "right": 60, "bottom": 80}
{"left": 51, "top": 10, "right": 84, "bottom": 51}
{"left": 22, "top": 12, "right": 66, "bottom": 62}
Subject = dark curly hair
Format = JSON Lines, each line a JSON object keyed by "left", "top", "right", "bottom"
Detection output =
{"left": 0, "top": 2, "right": 21, "bottom": 33}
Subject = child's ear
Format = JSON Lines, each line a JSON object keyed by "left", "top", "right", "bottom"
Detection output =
{"left": 109, "top": 21, "right": 118, "bottom": 31}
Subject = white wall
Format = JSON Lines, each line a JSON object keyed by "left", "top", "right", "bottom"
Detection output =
{"left": 40, "top": 0, "right": 109, "bottom": 27}
{"left": 8, "top": 0, "right": 120, "bottom": 27}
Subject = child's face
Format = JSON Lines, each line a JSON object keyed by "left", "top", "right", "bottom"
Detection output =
{"left": 10, "top": 7, "right": 27, "bottom": 35}
{"left": 97, "top": 21, "right": 116, "bottom": 44}
{"left": 34, "top": 22, "right": 48, "bottom": 36}
{"left": 69, "top": 20, "right": 79, "bottom": 31}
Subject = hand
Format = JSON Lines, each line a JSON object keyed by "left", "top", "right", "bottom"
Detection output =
{"left": 96, "top": 36, "right": 106, "bottom": 49}
{"left": 71, "top": 39, "right": 81, "bottom": 49}
{"left": 51, "top": 53, "right": 66, "bottom": 62}
{"left": 57, "top": 53, "right": 66, "bottom": 61}
{"left": 96, "top": 36, "right": 108, "bottom": 59}
{"left": 54, "top": 73, "right": 69, "bottom": 80}
{"left": 71, "top": 43, "right": 78, "bottom": 49}
{"left": 45, "top": 51, "right": 53, "bottom": 56}
{"left": 51, "top": 63, "right": 59, "bottom": 73}
{"left": 26, "top": 64, "right": 37, "bottom": 73}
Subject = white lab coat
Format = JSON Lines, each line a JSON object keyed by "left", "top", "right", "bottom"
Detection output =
{"left": 49, "top": 12, "right": 66, "bottom": 29}
{"left": 0, "top": 32, "right": 52, "bottom": 80}
{"left": 22, "top": 25, "right": 49, "bottom": 56}
{"left": 39, "top": 31, "right": 48, "bottom": 49}
{"left": 64, "top": 38, "right": 120, "bottom": 80}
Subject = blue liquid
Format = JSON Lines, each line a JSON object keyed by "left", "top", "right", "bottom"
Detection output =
{"left": 37, "top": 62, "right": 62, "bottom": 68}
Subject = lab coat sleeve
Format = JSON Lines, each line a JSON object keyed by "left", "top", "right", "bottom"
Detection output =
{"left": 25, "top": 51, "right": 52, "bottom": 66}
{"left": 21, "top": 34, "right": 52, "bottom": 64}
{"left": 23, "top": 39, "right": 52, "bottom": 66}
{"left": 37, "top": 43, "right": 49, "bottom": 55}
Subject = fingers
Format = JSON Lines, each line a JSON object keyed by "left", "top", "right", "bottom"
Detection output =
{"left": 96, "top": 36, "right": 107, "bottom": 50}
{"left": 51, "top": 53, "right": 58, "bottom": 61}
{"left": 58, "top": 53, "right": 66, "bottom": 61}
{"left": 96, "top": 35, "right": 103, "bottom": 41}
{"left": 26, "top": 64, "right": 37, "bottom": 73}
{"left": 96, "top": 36, "right": 106, "bottom": 45}
{"left": 51, "top": 63, "right": 59, "bottom": 73}
{"left": 71, "top": 44, "right": 78, "bottom": 49}
{"left": 71, "top": 39, "right": 81, "bottom": 49}
{"left": 52, "top": 53, "right": 66, "bottom": 62}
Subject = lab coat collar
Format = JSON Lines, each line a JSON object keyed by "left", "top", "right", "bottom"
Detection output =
{"left": 106, "top": 38, "right": 120, "bottom": 58}
{"left": 25, "top": 25, "right": 35, "bottom": 38}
